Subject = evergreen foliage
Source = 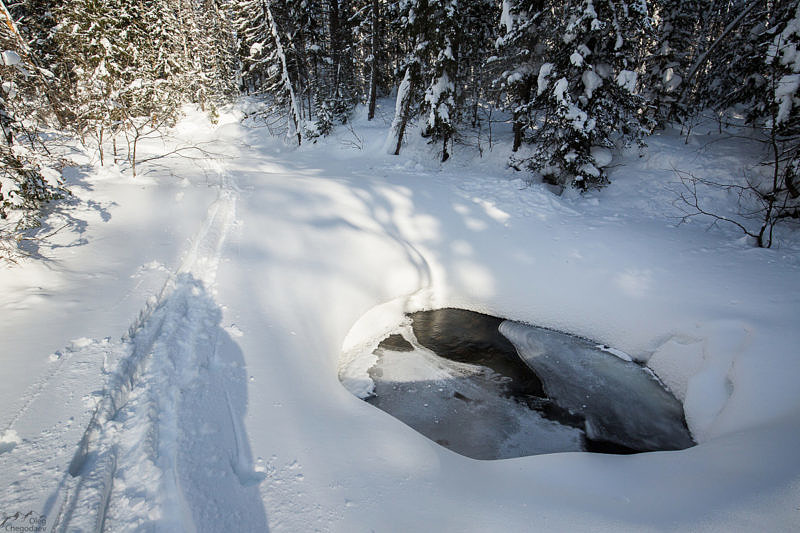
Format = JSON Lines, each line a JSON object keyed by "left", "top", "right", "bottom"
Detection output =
{"left": 497, "top": 0, "right": 653, "bottom": 189}
{"left": 1, "top": 0, "right": 67, "bottom": 238}
{"left": 1, "top": 0, "right": 799, "bottom": 249}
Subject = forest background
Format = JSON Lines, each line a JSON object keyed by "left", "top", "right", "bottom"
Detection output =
{"left": 1, "top": 0, "right": 799, "bottom": 254}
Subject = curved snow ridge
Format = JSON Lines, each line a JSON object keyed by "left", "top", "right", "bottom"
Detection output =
{"left": 53, "top": 176, "right": 253, "bottom": 531}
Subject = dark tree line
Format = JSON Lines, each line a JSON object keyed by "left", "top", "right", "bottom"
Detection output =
{"left": 1, "top": 0, "right": 799, "bottom": 248}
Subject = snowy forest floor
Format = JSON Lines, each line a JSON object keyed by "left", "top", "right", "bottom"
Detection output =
{"left": 1, "top": 102, "right": 799, "bottom": 531}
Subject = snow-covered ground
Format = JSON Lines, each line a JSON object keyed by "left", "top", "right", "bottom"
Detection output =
{"left": 1, "top": 104, "right": 799, "bottom": 531}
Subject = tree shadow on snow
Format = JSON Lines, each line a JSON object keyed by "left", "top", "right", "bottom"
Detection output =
{"left": 16, "top": 165, "right": 116, "bottom": 262}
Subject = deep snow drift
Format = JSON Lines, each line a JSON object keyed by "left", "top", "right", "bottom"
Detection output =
{"left": 1, "top": 103, "right": 799, "bottom": 531}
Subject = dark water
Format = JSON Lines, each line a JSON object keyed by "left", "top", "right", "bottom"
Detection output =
{"left": 408, "top": 309, "right": 546, "bottom": 400}
{"left": 362, "top": 308, "right": 694, "bottom": 459}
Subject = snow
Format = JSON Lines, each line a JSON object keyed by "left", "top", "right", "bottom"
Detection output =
{"left": 579, "top": 162, "right": 601, "bottom": 178}
{"left": 616, "top": 69, "right": 638, "bottom": 92}
{"left": 554, "top": 78, "right": 592, "bottom": 132}
{"left": 537, "top": 62, "right": 553, "bottom": 96}
{"left": 582, "top": 69, "right": 602, "bottom": 99}
{"left": 1, "top": 104, "right": 800, "bottom": 531}
{"left": 249, "top": 42, "right": 264, "bottom": 57}
{"left": 500, "top": 0, "right": 514, "bottom": 35}
{"left": 1, "top": 50, "right": 21, "bottom": 66}
{"left": 769, "top": 3, "right": 800, "bottom": 123}
{"left": 2, "top": 80, "right": 16, "bottom": 98}
{"left": 591, "top": 145, "right": 613, "bottom": 167}
{"left": 775, "top": 73, "right": 799, "bottom": 125}
{"left": 663, "top": 67, "right": 682, "bottom": 92}
{"left": 596, "top": 344, "right": 633, "bottom": 362}
{"left": 425, "top": 71, "right": 455, "bottom": 126}
{"left": 769, "top": 3, "right": 800, "bottom": 72}
{"left": 385, "top": 67, "right": 413, "bottom": 154}
{"left": 554, "top": 77, "right": 570, "bottom": 103}
{"left": 0, "top": 429, "right": 20, "bottom": 454}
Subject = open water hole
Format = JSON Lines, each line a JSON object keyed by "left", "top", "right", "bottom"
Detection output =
{"left": 353, "top": 308, "right": 694, "bottom": 460}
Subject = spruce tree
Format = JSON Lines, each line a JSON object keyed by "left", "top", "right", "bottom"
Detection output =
{"left": 498, "top": 0, "right": 653, "bottom": 189}
{"left": 420, "top": 0, "right": 459, "bottom": 161}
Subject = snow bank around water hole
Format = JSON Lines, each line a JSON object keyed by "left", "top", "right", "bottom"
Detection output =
{"left": 643, "top": 321, "right": 756, "bottom": 442}
{"left": 340, "top": 300, "right": 753, "bottom": 448}
{"left": 2, "top": 101, "right": 797, "bottom": 530}
{"left": 339, "top": 296, "right": 426, "bottom": 399}
{"left": 326, "top": 107, "right": 800, "bottom": 455}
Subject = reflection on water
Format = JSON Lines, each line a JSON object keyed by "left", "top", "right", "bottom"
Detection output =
{"left": 361, "top": 308, "right": 694, "bottom": 460}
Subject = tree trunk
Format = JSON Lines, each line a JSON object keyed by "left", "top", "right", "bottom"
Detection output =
{"left": 328, "top": 0, "right": 341, "bottom": 99}
{"left": 512, "top": 112, "right": 523, "bottom": 152}
{"left": 264, "top": 0, "right": 303, "bottom": 145}
{"left": 367, "top": 0, "right": 379, "bottom": 121}
{"left": 385, "top": 65, "right": 415, "bottom": 155}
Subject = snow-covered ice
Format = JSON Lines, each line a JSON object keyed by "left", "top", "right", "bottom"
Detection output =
{"left": 499, "top": 320, "right": 693, "bottom": 452}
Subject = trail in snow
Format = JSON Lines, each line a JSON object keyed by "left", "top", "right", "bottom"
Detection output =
{"left": 42, "top": 165, "right": 266, "bottom": 531}
{"left": 3, "top": 107, "right": 800, "bottom": 532}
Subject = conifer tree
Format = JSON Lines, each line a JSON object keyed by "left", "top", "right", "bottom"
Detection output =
{"left": 0, "top": 2, "right": 67, "bottom": 240}
{"left": 420, "top": 0, "right": 458, "bottom": 161}
{"left": 641, "top": 0, "right": 706, "bottom": 125}
{"left": 498, "top": 0, "right": 653, "bottom": 189}
{"left": 384, "top": 0, "right": 428, "bottom": 154}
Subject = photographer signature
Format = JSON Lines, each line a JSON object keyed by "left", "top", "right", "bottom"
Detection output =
{"left": 0, "top": 510, "right": 46, "bottom": 527}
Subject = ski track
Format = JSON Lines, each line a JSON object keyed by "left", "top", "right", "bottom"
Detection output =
{"left": 32, "top": 164, "right": 264, "bottom": 532}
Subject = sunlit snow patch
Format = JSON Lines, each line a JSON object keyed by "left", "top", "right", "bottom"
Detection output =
{"left": 0, "top": 430, "right": 21, "bottom": 455}
{"left": 345, "top": 308, "right": 694, "bottom": 459}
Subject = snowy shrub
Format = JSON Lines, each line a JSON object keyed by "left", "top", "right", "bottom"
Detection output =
{"left": 0, "top": 18, "right": 69, "bottom": 257}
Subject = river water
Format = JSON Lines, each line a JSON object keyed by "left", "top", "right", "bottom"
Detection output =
{"left": 360, "top": 308, "right": 694, "bottom": 459}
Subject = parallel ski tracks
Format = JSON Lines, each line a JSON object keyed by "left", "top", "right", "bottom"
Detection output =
{"left": 49, "top": 167, "right": 240, "bottom": 532}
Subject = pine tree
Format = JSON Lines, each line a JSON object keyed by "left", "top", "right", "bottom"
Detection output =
{"left": 233, "top": 0, "right": 274, "bottom": 93}
{"left": 264, "top": 0, "right": 305, "bottom": 143}
{"left": 494, "top": 0, "right": 546, "bottom": 152}
{"left": 457, "top": 0, "right": 499, "bottom": 131}
{"left": 358, "top": 0, "right": 384, "bottom": 120}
